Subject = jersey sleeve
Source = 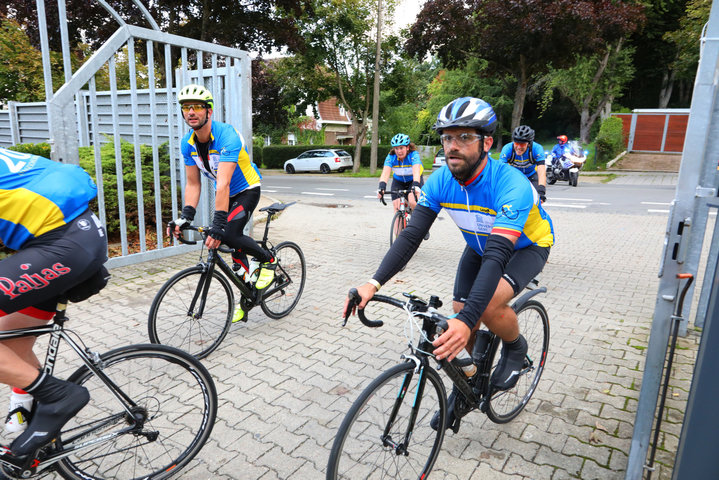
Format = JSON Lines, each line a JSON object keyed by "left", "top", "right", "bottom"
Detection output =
{"left": 180, "top": 133, "right": 194, "bottom": 166}
{"left": 383, "top": 154, "right": 394, "bottom": 168}
{"left": 498, "top": 143, "right": 511, "bottom": 163}
{"left": 409, "top": 151, "right": 422, "bottom": 165}
{"left": 217, "top": 128, "right": 245, "bottom": 163}
{"left": 417, "top": 169, "right": 444, "bottom": 214}
{"left": 533, "top": 143, "right": 546, "bottom": 164}
{"left": 490, "top": 168, "right": 535, "bottom": 238}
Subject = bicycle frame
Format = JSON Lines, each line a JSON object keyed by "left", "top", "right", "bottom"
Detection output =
{"left": 0, "top": 305, "right": 146, "bottom": 475}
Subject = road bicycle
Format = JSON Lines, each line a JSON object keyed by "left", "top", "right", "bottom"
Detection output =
{"left": 380, "top": 189, "right": 418, "bottom": 246}
{"left": 148, "top": 202, "right": 306, "bottom": 359}
{"left": 0, "top": 298, "right": 217, "bottom": 480}
{"left": 327, "top": 284, "right": 549, "bottom": 479}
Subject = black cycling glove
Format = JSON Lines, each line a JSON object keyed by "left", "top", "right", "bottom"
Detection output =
{"left": 411, "top": 181, "right": 421, "bottom": 200}
{"left": 378, "top": 181, "right": 387, "bottom": 196}
{"left": 208, "top": 210, "right": 228, "bottom": 241}
{"left": 172, "top": 205, "right": 196, "bottom": 231}
{"left": 537, "top": 185, "right": 547, "bottom": 203}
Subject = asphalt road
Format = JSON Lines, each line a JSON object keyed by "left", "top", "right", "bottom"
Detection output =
{"left": 260, "top": 171, "right": 678, "bottom": 215}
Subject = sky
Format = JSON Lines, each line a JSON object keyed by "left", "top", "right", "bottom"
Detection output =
{"left": 391, "top": 0, "right": 425, "bottom": 33}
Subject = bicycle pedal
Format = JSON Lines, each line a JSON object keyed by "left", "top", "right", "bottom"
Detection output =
{"left": 449, "top": 416, "right": 461, "bottom": 434}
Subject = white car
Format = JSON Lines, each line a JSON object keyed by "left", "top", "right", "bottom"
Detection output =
{"left": 284, "top": 149, "right": 353, "bottom": 174}
{"left": 432, "top": 148, "right": 446, "bottom": 169}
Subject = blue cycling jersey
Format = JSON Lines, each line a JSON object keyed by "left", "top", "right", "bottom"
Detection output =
{"left": 383, "top": 150, "right": 423, "bottom": 182}
{"left": 181, "top": 121, "right": 261, "bottom": 196}
{"left": 498, "top": 141, "right": 546, "bottom": 178}
{"left": 0, "top": 148, "right": 97, "bottom": 250}
{"left": 418, "top": 159, "right": 554, "bottom": 255}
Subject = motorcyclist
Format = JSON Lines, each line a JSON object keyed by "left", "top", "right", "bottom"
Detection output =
{"left": 546, "top": 135, "right": 574, "bottom": 173}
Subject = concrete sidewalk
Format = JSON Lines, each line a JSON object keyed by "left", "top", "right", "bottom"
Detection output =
{"left": 37, "top": 195, "right": 696, "bottom": 479}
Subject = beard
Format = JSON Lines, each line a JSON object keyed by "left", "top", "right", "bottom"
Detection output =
{"left": 447, "top": 151, "right": 482, "bottom": 182}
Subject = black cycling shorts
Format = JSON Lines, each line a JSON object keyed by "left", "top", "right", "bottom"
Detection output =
{"left": 0, "top": 210, "right": 108, "bottom": 319}
{"left": 453, "top": 243, "right": 550, "bottom": 303}
{"left": 390, "top": 177, "right": 424, "bottom": 201}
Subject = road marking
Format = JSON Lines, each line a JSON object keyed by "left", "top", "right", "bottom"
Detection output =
{"left": 316, "top": 188, "right": 349, "bottom": 191}
{"left": 647, "top": 209, "right": 670, "bottom": 213}
{"left": 301, "top": 192, "right": 334, "bottom": 196}
{"left": 364, "top": 195, "right": 378, "bottom": 199}
{"left": 543, "top": 203, "right": 587, "bottom": 209}
{"left": 641, "top": 201, "right": 671, "bottom": 206}
{"left": 264, "top": 185, "right": 292, "bottom": 189}
{"left": 263, "top": 189, "right": 279, "bottom": 193}
{"left": 550, "top": 197, "right": 593, "bottom": 202}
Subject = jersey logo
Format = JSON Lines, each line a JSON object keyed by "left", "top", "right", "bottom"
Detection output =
{"left": 77, "top": 219, "right": 91, "bottom": 231}
{"left": 499, "top": 204, "right": 519, "bottom": 220}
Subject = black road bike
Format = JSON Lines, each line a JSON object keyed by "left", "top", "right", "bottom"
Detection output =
{"left": 327, "top": 285, "right": 549, "bottom": 479}
{"left": 148, "top": 202, "right": 306, "bottom": 359}
{"left": 0, "top": 299, "right": 217, "bottom": 480}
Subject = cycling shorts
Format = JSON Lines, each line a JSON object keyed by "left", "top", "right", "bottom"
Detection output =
{"left": 453, "top": 243, "right": 550, "bottom": 303}
{"left": 390, "top": 177, "right": 424, "bottom": 201}
{"left": 0, "top": 210, "right": 108, "bottom": 320}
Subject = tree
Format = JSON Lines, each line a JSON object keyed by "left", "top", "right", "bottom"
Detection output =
{"left": 406, "top": 0, "right": 644, "bottom": 130}
{"left": 539, "top": 40, "right": 636, "bottom": 143}
{"left": 288, "top": 0, "right": 399, "bottom": 172}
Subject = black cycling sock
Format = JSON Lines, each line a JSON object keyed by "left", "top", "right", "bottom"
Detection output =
{"left": 11, "top": 372, "right": 89, "bottom": 457}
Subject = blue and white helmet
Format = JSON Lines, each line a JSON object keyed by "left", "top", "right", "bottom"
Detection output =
{"left": 432, "top": 97, "right": 498, "bottom": 135}
{"left": 391, "top": 133, "right": 411, "bottom": 147}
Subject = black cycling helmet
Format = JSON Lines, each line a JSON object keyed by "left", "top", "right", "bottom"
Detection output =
{"left": 512, "top": 125, "right": 535, "bottom": 143}
{"left": 432, "top": 97, "right": 498, "bottom": 135}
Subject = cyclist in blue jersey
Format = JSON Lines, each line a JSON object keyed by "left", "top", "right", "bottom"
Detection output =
{"left": 344, "top": 97, "right": 554, "bottom": 430}
{"left": 498, "top": 125, "right": 547, "bottom": 203}
{"left": 170, "top": 84, "right": 275, "bottom": 323}
{"left": 0, "top": 147, "right": 108, "bottom": 457}
{"left": 377, "top": 133, "right": 424, "bottom": 211}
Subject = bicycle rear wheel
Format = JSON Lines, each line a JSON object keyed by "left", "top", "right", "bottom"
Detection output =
{"left": 486, "top": 299, "right": 549, "bottom": 423}
{"left": 260, "top": 241, "right": 306, "bottom": 319}
{"left": 389, "top": 211, "right": 407, "bottom": 247}
{"left": 327, "top": 362, "right": 447, "bottom": 480}
{"left": 148, "top": 265, "right": 233, "bottom": 359}
{"left": 56, "top": 344, "right": 217, "bottom": 480}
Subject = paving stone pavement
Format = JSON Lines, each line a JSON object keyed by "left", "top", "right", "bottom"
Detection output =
{"left": 22, "top": 188, "right": 699, "bottom": 479}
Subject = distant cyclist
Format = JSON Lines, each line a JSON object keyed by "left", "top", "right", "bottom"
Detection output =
{"left": 377, "top": 133, "right": 424, "bottom": 212}
{"left": 0, "top": 147, "right": 108, "bottom": 457}
{"left": 498, "top": 125, "right": 547, "bottom": 203}
{"left": 170, "top": 84, "right": 274, "bottom": 323}
{"left": 344, "top": 97, "right": 554, "bottom": 430}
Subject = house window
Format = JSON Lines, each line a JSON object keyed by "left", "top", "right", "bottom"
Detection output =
{"left": 338, "top": 105, "right": 346, "bottom": 117}
{"left": 287, "top": 133, "right": 297, "bottom": 146}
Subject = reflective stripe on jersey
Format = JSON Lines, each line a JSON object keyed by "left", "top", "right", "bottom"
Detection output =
{"left": 498, "top": 142, "right": 546, "bottom": 178}
{"left": 0, "top": 148, "right": 97, "bottom": 250}
{"left": 181, "top": 121, "right": 261, "bottom": 196}
{"left": 418, "top": 159, "right": 554, "bottom": 255}
{"left": 383, "top": 150, "right": 423, "bottom": 182}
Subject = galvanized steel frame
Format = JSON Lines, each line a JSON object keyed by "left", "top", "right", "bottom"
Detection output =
{"left": 625, "top": 4, "right": 719, "bottom": 478}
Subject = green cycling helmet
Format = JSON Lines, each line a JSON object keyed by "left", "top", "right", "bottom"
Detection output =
{"left": 178, "top": 84, "right": 214, "bottom": 109}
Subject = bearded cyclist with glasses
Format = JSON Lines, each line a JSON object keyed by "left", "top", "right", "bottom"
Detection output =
{"left": 344, "top": 97, "right": 554, "bottom": 431}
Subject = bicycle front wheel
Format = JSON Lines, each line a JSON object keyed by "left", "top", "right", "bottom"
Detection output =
{"left": 486, "top": 299, "right": 549, "bottom": 423}
{"left": 389, "top": 211, "right": 407, "bottom": 246}
{"left": 57, "top": 344, "right": 218, "bottom": 480}
{"left": 327, "top": 362, "right": 447, "bottom": 480}
{"left": 260, "top": 241, "right": 306, "bottom": 319}
{"left": 148, "top": 265, "right": 234, "bottom": 359}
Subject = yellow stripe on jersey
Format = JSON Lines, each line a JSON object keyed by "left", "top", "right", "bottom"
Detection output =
{"left": 440, "top": 202, "right": 496, "bottom": 215}
{"left": 0, "top": 188, "right": 67, "bottom": 237}
{"left": 236, "top": 148, "right": 260, "bottom": 186}
{"left": 522, "top": 205, "right": 554, "bottom": 247}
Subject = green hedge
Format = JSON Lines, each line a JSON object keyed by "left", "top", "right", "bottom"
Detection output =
{"left": 594, "top": 116, "right": 626, "bottom": 165}
{"left": 8, "top": 142, "right": 52, "bottom": 158}
{"left": 260, "top": 144, "right": 393, "bottom": 169}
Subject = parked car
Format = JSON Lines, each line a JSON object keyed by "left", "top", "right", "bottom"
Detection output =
{"left": 284, "top": 149, "right": 353, "bottom": 174}
{"left": 432, "top": 148, "right": 446, "bottom": 169}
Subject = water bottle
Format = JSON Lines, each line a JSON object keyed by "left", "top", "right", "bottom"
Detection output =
{"left": 6, "top": 388, "right": 33, "bottom": 433}
{"left": 248, "top": 258, "right": 260, "bottom": 284}
{"left": 472, "top": 330, "right": 493, "bottom": 364}
{"left": 456, "top": 350, "right": 477, "bottom": 378}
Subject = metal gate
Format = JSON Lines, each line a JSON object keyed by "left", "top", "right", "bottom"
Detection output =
{"left": 35, "top": 0, "right": 251, "bottom": 268}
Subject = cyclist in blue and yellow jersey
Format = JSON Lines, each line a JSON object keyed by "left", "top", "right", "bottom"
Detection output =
{"left": 499, "top": 125, "right": 547, "bottom": 203}
{"left": 344, "top": 97, "right": 553, "bottom": 431}
{"left": 377, "top": 133, "right": 424, "bottom": 211}
{"left": 171, "top": 84, "right": 274, "bottom": 323}
{"left": 0, "top": 147, "right": 109, "bottom": 457}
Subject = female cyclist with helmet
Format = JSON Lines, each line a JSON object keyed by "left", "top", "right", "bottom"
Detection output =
{"left": 377, "top": 133, "right": 424, "bottom": 212}
{"left": 345, "top": 97, "right": 553, "bottom": 431}
{"left": 170, "top": 84, "right": 274, "bottom": 323}
{"left": 499, "top": 125, "right": 547, "bottom": 203}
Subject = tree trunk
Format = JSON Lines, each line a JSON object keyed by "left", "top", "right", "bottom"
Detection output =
{"left": 369, "top": 0, "right": 382, "bottom": 175}
{"left": 659, "top": 70, "right": 675, "bottom": 108}
{"left": 200, "top": 0, "right": 211, "bottom": 43}
{"left": 510, "top": 55, "right": 528, "bottom": 130}
{"left": 351, "top": 118, "right": 368, "bottom": 173}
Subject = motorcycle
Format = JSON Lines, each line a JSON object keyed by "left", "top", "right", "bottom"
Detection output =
{"left": 546, "top": 140, "right": 588, "bottom": 187}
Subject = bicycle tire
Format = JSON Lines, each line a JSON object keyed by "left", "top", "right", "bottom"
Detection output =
{"left": 389, "top": 210, "right": 406, "bottom": 247}
{"left": 56, "top": 344, "right": 217, "bottom": 480}
{"left": 327, "top": 362, "right": 447, "bottom": 480}
{"left": 486, "top": 299, "right": 549, "bottom": 423}
{"left": 260, "top": 241, "right": 306, "bottom": 319}
{"left": 148, "top": 265, "right": 234, "bottom": 359}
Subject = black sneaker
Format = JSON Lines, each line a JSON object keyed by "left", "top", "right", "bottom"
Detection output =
{"left": 430, "top": 385, "right": 458, "bottom": 432}
{"left": 490, "top": 335, "right": 528, "bottom": 390}
{"left": 10, "top": 378, "right": 89, "bottom": 457}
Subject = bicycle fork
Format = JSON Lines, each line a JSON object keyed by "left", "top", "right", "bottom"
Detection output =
{"left": 382, "top": 363, "right": 429, "bottom": 456}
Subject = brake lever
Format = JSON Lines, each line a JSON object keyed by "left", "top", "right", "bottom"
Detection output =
{"left": 343, "top": 288, "right": 361, "bottom": 326}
